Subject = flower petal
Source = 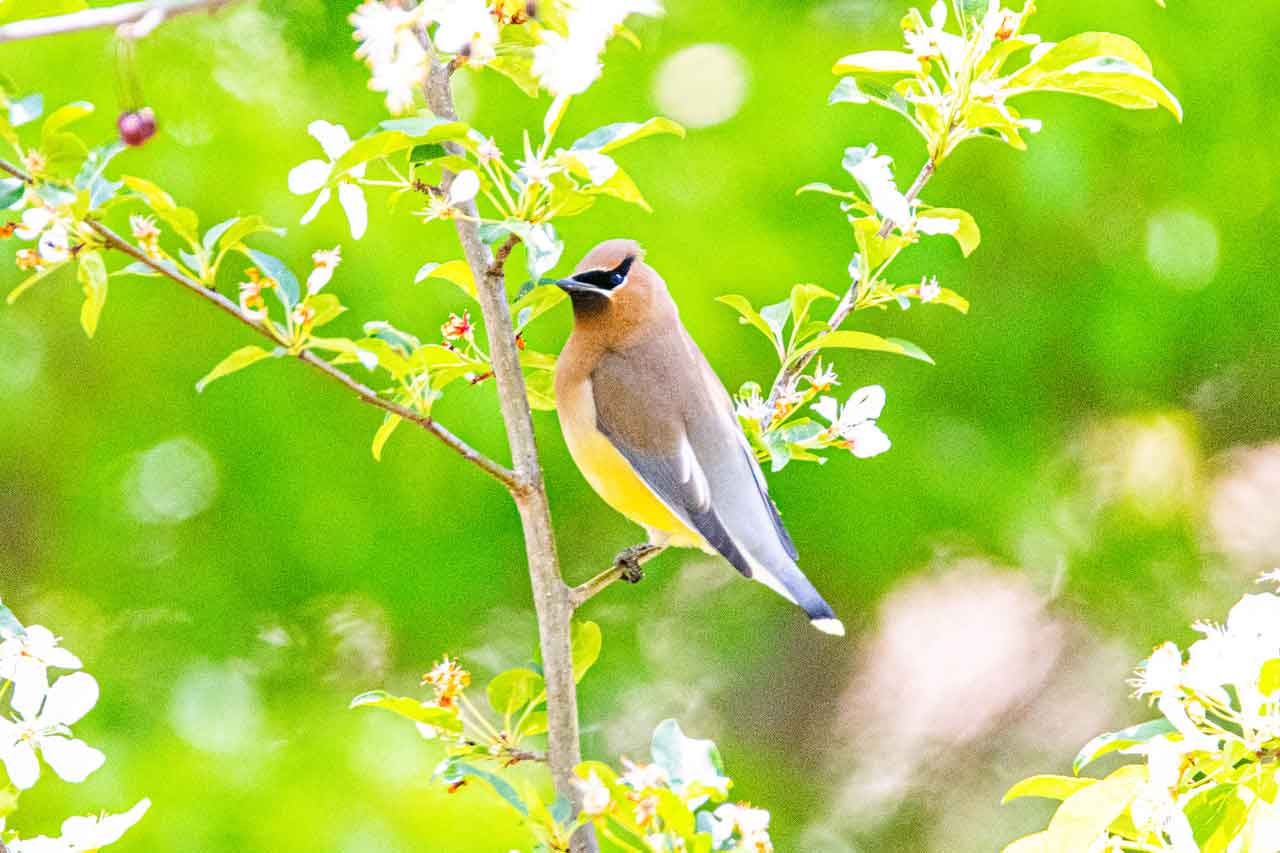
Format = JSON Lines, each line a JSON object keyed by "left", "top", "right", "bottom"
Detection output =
{"left": 39, "top": 736, "right": 105, "bottom": 783}
{"left": 287, "top": 160, "right": 332, "bottom": 196}
{"left": 848, "top": 422, "right": 891, "bottom": 458}
{"left": 845, "top": 385, "right": 886, "bottom": 422}
{"left": 812, "top": 396, "right": 839, "bottom": 425}
{"left": 300, "top": 187, "right": 332, "bottom": 226}
{"left": 3, "top": 742, "right": 40, "bottom": 789}
{"left": 337, "top": 183, "right": 368, "bottom": 240}
{"left": 42, "top": 671, "right": 99, "bottom": 726}
{"left": 10, "top": 657, "right": 49, "bottom": 719}
{"left": 307, "top": 120, "right": 352, "bottom": 161}
{"left": 448, "top": 170, "right": 480, "bottom": 205}
{"left": 61, "top": 798, "right": 151, "bottom": 848}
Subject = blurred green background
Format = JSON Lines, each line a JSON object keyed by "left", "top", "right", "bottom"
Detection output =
{"left": 2, "top": 0, "right": 1278, "bottom": 850}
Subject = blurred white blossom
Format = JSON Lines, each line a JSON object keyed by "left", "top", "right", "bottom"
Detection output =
{"left": 9, "top": 799, "right": 151, "bottom": 852}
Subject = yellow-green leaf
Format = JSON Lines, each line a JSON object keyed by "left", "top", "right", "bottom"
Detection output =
{"left": 832, "top": 50, "right": 920, "bottom": 75}
{"left": 6, "top": 260, "right": 69, "bottom": 304}
{"left": 794, "top": 330, "right": 934, "bottom": 364}
{"left": 716, "top": 295, "right": 778, "bottom": 349}
{"left": 1001, "top": 832, "right": 1049, "bottom": 853}
{"left": 790, "top": 283, "right": 837, "bottom": 331}
{"left": 570, "top": 117, "right": 685, "bottom": 154}
{"left": 416, "top": 259, "right": 476, "bottom": 299}
{"left": 918, "top": 207, "right": 981, "bottom": 256}
{"left": 195, "top": 345, "right": 275, "bottom": 393}
{"left": 77, "top": 250, "right": 108, "bottom": 338}
{"left": 571, "top": 620, "right": 601, "bottom": 683}
{"left": 1042, "top": 767, "right": 1145, "bottom": 850}
{"left": 349, "top": 690, "right": 462, "bottom": 733}
{"left": 1003, "top": 775, "right": 1097, "bottom": 804}
{"left": 371, "top": 413, "right": 402, "bottom": 461}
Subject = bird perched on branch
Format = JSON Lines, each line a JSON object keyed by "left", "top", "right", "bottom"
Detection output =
{"left": 553, "top": 239, "right": 845, "bottom": 636}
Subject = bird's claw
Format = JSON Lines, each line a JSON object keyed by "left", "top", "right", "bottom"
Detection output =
{"left": 619, "top": 558, "right": 645, "bottom": 584}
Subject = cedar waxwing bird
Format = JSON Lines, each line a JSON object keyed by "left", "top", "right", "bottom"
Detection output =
{"left": 553, "top": 239, "right": 845, "bottom": 636}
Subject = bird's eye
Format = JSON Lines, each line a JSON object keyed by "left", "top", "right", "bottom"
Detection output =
{"left": 610, "top": 272, "right": 624, "bottom": 286}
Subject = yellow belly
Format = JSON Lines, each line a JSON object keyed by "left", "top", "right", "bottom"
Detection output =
{"left": 558, "top": 380, "right": 707, "bottom": 549}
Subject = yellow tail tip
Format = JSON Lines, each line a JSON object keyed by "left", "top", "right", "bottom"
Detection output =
{"left": 811, "top": 617, "right": 846, "bottom": 637}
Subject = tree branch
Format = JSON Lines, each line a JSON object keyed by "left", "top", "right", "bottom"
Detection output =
{"left": 569, "top": 544, "right": 667, "bottom": 610}
{"left": 761, "top": 157, "right": 937, "bottom": 427}
{"left": 0, "top": 158, "right": 520, "bottom": 492}
{"left": 0, "top": 0, "right": 241, "bottom": 44}
{"left": 423, "top": 60, "right": 596, "bottom": 853}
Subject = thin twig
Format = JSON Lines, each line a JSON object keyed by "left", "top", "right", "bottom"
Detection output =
{"left": 569, "top": 544, "right": 667, "bottom": 610}
{"left": 0, "top": 158, "right": 520, "bottom": 492}
{"left": 0, "top": 0, "right": 240, "bottom": 44}
{"left": 761, "top": 157, "right": 937, "bottom": 426}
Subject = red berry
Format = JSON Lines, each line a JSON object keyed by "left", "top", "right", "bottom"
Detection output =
{"left": 118, "top": 108, "right": 157, "bottom": 147}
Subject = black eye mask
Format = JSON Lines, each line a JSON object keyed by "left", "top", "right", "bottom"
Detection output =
{"left": 571, "top": 255, "right": 635, "bottom": 290}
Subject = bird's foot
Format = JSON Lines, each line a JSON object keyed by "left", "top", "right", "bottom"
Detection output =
{"left": 614, "top": 543, "right": 662, "bottom": 584}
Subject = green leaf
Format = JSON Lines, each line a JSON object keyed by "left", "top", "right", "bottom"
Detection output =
{"left": 7, "top": 260, "right": 69, "bottom": 304}
{"left": 716, "top": 295, "right": 779, "bottom": 352}
{"left": 195, "top": 345, "right": 276, "bottom": 393}
{"left": 243, "top": 249, "right": 300, "bottom": 309}
{"left": 760, "top": 300, "right": 791, "bottom": 345}
{"left": 796, "top": 181, "right": 856, "bottom": 200}
{"left": 487, "top": 668, "right": 544, "bottom": 718}
{"left": 1072, "top": 718, "right": 1175, "bottom": 774}
{"left": 329, "top": 131, "right": 424, "bottom": 182}
{"left": 1002, "top": 775, "right": 1097, "bottom": 804}
{"left": 1042, "top": 768, "right": 1145, "bottom": 850}
{"left": 1186, "top": 784, "right": 1248, "bottom": 853}
{"left": 524, "top": 365, "right": 557, "bottom": 411}
{"left": 832, "top": 51, "right": 920, "bottom": 75}
{"left": 512, "top": 284, "right": 566, "bottom": 332}
{"left": 518, "top": 710, "right": 547, "bottom": 738}
{"left": 7, "top": 93, "right": 42, "bottom": 127}
{"left": 76, "top": 250, "right": 108, "bottom": 338}
{"left": 828, "top": 77, "right": 920, "bottom": 132}
{"left": 40, "top": 100, "right": 93, "bottom": 144}
{"left": 121, "top": 175, "right": 199, "bottom": 242}
{"left": 378, "top": 115, "right": 470, "bottom": 142}
{"left": 570, "top": 117, "right": 685, "bottom": 154}
{"left": 213, "top": 215, "right": 285, "bottom": 253}
{"left": 1007, "top": 37, "right": 1182, "bottom": 120}
{"left": 0, "top": 178, "right": 23, "bottom": 209}
{"left": 571, "top": 620, "right": 601, "bottom": 683}
{"left": 1001, "top": 833, "right": 1049, "bottom": 853}
{"left": 790, "top": 283, "right": 837, "bottom": 331}
{"left": 0, "top": 599, "right": 25, "bottom": 638}
{"left": 348, "top": 690, "right": 462, "bottom": 733}
{"left": 454, "top": 763, "right": 529, "bottom": 816}
{"left": 589, "top": 166, "right": 650, "bottom": 212}
{"left": 1260, "top": 659, "right": 1280, "bottom": 696}
{"left": 650, "top": 719, "right": 729, "bottom": 792}
{"left": 794, "top": 330, "right": 934, "bottom": 364}
{"left": 416, "top": 259, "right": 477, "bottom": 299}
{"left": 370, "top": 413, "right": 402, "bottom": 461}
{"left": 308, "top": 293, "right": 346, "bottom": 328}
{"left": 918, "top": 207, "right": 981, "bottom": 256}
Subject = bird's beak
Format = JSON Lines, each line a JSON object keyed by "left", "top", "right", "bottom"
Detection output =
{"left": 552, "top": 276, "right": 613, "bottom": 298}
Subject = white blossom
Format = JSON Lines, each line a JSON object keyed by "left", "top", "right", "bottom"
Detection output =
{"left": 288, "top": 121, "right": 368, "bottom": 240}
{"left": 8, "top": 799, "right": 150, "bottom": 852}
{"left": 367, "top": 48, "right": 428, "bottom": 115}
{"left": 532, "top": 0, "right": 663, "bottom": 96}
{"left": 427, "top": 0, "right": 499, "bottom": 63}
{"left": 919, "top": 275, "right": 941, "bottom": 303}
{"left": 14, "top": 208, "right": 72, "bottom": 263}
{"left": 306, "top": 246, "right": 342, "bottom": 295}
{"left": 0, "top": 625, "right": 82, "bottom": 720}
{"left": 0, "top": 672, "right": 105, "bottom": 790}
{"left": 846, "top": 146, "right": 912, "bottom": 226}
{"left": 813, "top": 386, "right": 892, "bottom": 459}
{"left": 577, "top": 770, "right": 611, "bottom": 816}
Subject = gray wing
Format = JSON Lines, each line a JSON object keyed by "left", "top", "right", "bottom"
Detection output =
{"left": 590, "top": 328, "right": 797, "bottom": 574}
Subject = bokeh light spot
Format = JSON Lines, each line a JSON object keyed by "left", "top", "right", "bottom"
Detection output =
{"left": 124, "top": 437, "right": 219, "bottom": 525}
{"left": 169, "top": 662, "right": 263, "bottom": 755}
{"left": 653, "top": 44, "right": 749, "bottom": 129}
{"left": 1145, "top": 208, "right": 1220, "bottom": 290}
{"left": 0, "top": 314, "right": 44, "bottom": 398}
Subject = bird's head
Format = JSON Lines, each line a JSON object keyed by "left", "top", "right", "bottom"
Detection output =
{"left": 553, "top": 239, "right": 664, "bottom": 326}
